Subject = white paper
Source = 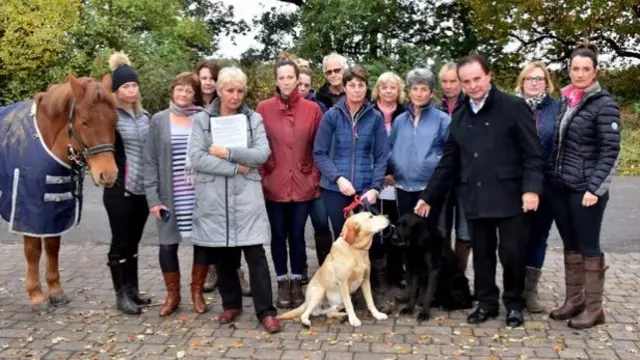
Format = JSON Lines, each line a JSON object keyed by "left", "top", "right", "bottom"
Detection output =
{"left": 210, "top": 114, "right": 248, "bottom": 148}
{"left": 379, "top": 186, "right": 396, "bottom": 200}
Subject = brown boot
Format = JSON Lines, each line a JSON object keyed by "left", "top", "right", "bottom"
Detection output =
{"left": 455, "top": 241, "right": 472, "bottom": 273}
{"left": 524, "top": 267, "right": 544, "bottom": 313}
{"left": 191, "top": 264, "right": 208, "bottom": 314}
{"left": 568, "top": 255, "right": 608, "bottom": 329}
{"left": 276, "top": 279, "right": 291, "bottom": 309}
{"left": 291, "top": 279, "right": 305, "bottom": 307}
{"left": 550, "top": 251, "right": 585, "bottom": 320}
{"left": 160, "top": 272, "right": 181, "bottom": 317}
{"left": 203, "top": 265, "right": 217, "bottom": 293}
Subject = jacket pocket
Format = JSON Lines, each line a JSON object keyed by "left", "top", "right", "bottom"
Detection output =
{"left": 298, "top": 163, "right": 313, "bottom": 174}
{"left": 495, "top": 166, "right": 523, "bottom": 180}
{"left": 195, "top": 172, "right": 216, "bottom": 183}
{"left": 243, "top": 170, "right": 262, "bottom": 182}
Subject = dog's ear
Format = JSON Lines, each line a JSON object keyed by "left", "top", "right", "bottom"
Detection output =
{"left": 341, "top": 218, "right": 360, "bottom": 244}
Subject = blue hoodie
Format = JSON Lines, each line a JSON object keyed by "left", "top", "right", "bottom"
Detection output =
{"left": 313, "top": 98, "right": 389, "bottom": 193}
{"left": 388, "top": 102, "right": 450, "bottom": 192}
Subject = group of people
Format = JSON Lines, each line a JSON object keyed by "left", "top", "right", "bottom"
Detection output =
{"left": 101, "top": 40, "right": 620, "bottom": 334}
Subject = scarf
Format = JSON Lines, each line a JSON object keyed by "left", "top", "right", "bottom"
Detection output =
{"left": 523, "top": 92, "right": 546, "bottom": 111}
{"left": 169, "top": 101, "right": 204, "bottom": 185}
{"left": 169, "top": 101, "right": 204, "bottom": 117}
{"left": 562, "top": 84, "right": 593, "bottom": 108}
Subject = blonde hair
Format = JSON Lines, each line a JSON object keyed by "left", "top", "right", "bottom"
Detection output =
{"left": 372, "top": 72, "right": 406, "bottom": 104}
{"left": 216, "top": 66, "right": 248, "bottom": 89}
{"left": 515, "top": 61, "right": 555, "bottom": 95}
{"left": 108, "top": 51, "right": 142, "bottom": 113}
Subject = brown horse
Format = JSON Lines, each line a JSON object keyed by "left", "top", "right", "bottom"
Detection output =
{"left": 1, "top": 75, "right": 118, "bottom": 310}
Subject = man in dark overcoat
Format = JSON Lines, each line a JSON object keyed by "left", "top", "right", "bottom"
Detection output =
{"left": 415, "top": 54, "right": 544, "bottom": 327}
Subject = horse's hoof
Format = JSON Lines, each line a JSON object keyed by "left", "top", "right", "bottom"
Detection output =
{"left": 49, "top": 293, "right": 71, "bottom": 306}
{"left": 30, "top": 299, "right": 52, "bottom": 313}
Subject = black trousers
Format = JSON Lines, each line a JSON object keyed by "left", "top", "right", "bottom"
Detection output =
{"left": 468, "top": 214, "right": 531, "bottom": 311}
{"left": 159, "top": 244, "right": 212, "bottom": 273}
{"left": 548, "top": 185, "right": 608, "bottom": 257}
{"left": 215, "top": 245, "right": 276, "bottom": 321}
{"left": 103, "top": 189, "right": 149, "bottom": 262}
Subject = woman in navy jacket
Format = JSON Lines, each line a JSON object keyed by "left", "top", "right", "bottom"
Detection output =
{"left": 313, "top": 65, "right": 389, "bottom": 293}
{"left": 515, "top": 62, "right": 560, "bottom": 314}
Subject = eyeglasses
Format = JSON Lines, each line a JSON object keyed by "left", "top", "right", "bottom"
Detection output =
{"left": 324, "top": 68, "right": 342, "bottom": 76}
{"left": 524, "top": 76, "right": 545, "bottom": 83}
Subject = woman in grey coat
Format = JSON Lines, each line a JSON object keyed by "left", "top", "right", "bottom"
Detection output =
{"left": 187, "top": 67, "right": 282, "bottom": 333}
{"left": 144, "top": 72, "right": 210, "bottom": 317}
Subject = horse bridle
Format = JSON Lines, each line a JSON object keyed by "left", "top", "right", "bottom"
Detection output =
{"left": 66, "top": 99, "right": 115, "bottom": 169}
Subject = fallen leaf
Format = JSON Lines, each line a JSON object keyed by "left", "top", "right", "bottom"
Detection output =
{"left": 452, "top": 349, "right": 465, "bottom": 356}
{"left": 553, "top": 344, "right": 563, "bottom": 352}
{"left": 176, "top": 350, "right": 185, "bottom": 358}
{"left": 136, "top": 335, "right": 145, "bottom": 340}
{"left": 328, "top": 340, "right": 337, "bottom": 345}
{"left": 234, "top": 340, "right": 244, "bottom": 348}
{"left": 625, "top": 325, "right": 635, "bottom": 332}
{"left": 488, "top": 355, "right": 499, "bottom": 360}
{"left": 191, "top": 339, "right": 201, "bottom": 346}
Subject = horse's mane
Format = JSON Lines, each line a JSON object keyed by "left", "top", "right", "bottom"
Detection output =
{"left": 34, "top": 77, "right": 115, "bottom": 118}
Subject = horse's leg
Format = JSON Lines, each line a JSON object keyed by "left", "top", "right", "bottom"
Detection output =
{"left": 44, "top": 236, "right": 70, "bottom": 306}
{"left": 24, "top": 236, "right": 47, "bottom": 310}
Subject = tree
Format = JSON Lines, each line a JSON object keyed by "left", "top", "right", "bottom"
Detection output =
{"left": 465, "top": 0, "right": 640, "bottom": 65}
{"left": 0, "top": 0, "right": 79, "bottom": 103}
{"left": 0, "top": 0, "right": 249, "bottom": 112}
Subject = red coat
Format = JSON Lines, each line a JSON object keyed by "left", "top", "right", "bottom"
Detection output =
{"left": 257, "top": 90, "right": 323, "bottom": 202}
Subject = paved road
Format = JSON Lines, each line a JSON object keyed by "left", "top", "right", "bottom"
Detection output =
{"left": 1, "top": 176, "right": 639, "bottom": 252}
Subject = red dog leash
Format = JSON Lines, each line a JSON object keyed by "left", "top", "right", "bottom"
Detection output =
{"left": 343, "top": 195, "right": 363, "bottom": 219}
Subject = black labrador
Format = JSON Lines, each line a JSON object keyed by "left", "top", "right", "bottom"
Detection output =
{"left": 393, "top": 213, "right": 474, "bottom": 322}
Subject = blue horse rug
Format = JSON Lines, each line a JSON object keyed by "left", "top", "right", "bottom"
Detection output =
{"left": 0, "top": 100, "right": 82, "bottom": 237}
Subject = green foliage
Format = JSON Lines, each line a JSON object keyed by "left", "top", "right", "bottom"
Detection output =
{"left": 0, "top": 0, "right": 248, "bottom": 114}
{"left": 0, "top": 0, "right": 79, "bottom": 103}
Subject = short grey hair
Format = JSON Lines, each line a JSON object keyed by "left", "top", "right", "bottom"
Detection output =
{"left": 322, "top": 52, "right": 347, "bottom": 70}
{"left": 438, "top": 61, "right": 457, "bottom": 78}
{"left": 216, "top": 66, "right": 247, "bottom": 89}
{"left": 406, "top": 68, "right": 435, "bottom": 91}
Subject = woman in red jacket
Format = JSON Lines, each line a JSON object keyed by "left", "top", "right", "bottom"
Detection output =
{"left": 257, "top": 56, "right": 323, "bottom": 309}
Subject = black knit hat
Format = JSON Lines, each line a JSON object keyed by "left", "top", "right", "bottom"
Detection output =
{"left": 111, "top": 64, "right": 139, "bottom": 91}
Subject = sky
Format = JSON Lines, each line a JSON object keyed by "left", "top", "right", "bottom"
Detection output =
{"left": 215, "top": 0, "right": 297, "bottom": 59}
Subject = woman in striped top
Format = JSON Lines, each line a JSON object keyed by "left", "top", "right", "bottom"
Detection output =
{"left": 143, "top": 72, "right": 208, "bottom": 317}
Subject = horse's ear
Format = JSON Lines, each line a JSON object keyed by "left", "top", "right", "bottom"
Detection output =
{"left": 101, "top": 73, "right": 113, "bottom": 93}
{"left": 68, "top": 74, "right": 85, "bottom": 100}
{"left": 341, "top": 218, "right": 359, "bottom": 245}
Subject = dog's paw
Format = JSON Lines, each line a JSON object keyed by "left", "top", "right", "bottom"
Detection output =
{"left": 372, "top": 311, "right": 388, "bottom": 321}
{"left": 348, "top": 316, "right": 362, "bottom": 327}
{"left": 301, "top": 317, "right": 312, "bottom": 328}
{"left": 399, "top": 307, "right": 414, "bottom": 316}
{"left": 417, "top": 311, "right": 431, "bottom": 323}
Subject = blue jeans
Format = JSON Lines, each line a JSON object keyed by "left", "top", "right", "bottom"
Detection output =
{"left": 525, "top": 194, "right": 554, "bottom": 269}
{"left": 266, "top": 200, "right": 312, "bottom": 278}
{"left": 309, "top": 196, "right": 331, "bottom": 236}
{"left": 322, "top": 189, "right": 385, "bottom": 259}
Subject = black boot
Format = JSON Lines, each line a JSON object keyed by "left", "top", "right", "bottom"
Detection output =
{"left": 108, "top": 259, "right": 141, "bottom": 315}
{"left": 126, "top": 254, "right": 152, "bottom": 306}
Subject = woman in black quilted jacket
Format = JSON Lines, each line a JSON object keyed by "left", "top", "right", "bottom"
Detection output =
{"left": 547, "top": 42, "right": 621, "bottom": 330}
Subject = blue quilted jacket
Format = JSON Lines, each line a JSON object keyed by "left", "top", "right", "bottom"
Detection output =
{"left": 313, "top": 99, "right": 389, "bottom": 193}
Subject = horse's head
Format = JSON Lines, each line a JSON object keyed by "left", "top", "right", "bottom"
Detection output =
{"left": 67, "top": 75, "right": 118, "bottom": 187}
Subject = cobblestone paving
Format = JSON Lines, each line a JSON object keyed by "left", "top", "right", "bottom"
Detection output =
{"left": 0, "top": 244, "right": 639, "bottom": 359}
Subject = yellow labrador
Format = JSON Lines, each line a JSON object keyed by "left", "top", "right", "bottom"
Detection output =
{"left": 277, "top": 212, "right": 390, "bottom": 327}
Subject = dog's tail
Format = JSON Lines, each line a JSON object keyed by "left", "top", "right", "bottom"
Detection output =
{"left": 276, "top": 302, "right": 307, "bottom": 320}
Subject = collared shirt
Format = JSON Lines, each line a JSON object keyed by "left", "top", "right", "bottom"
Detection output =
{"left": 470, "top": 87, "right": 491, "bottom": 114}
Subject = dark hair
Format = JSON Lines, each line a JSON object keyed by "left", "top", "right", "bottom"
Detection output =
{"left": 298, "top": 65, "right": 313, "bottom": 78}
{"left": 195, "top": 60, "right": 220, "bottom": 82}
{"left": 171, "top": 72, "right": 203, "bottom": 106}
{"left": 342, "top": 64, "right": 369, "bottom": 86}
{"left": 456, "top": 54, "right": 491, "bottom": 75}
{"left": 570, "top": 40, "right": 599, "bottom": 68}
{"left": 274, "top": 52, "right": 300, "bottom": 79}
